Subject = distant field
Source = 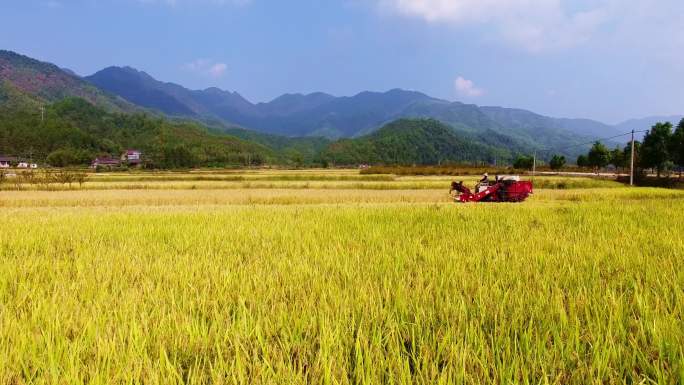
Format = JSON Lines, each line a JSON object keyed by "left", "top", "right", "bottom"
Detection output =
{"left": 1, "top": 170, "right": 623, "bottom": 191}
{"left": 1, "top": 170, "right": 682, "bottom": 384}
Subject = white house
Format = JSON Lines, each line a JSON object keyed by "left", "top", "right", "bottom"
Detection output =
{"left": 121, "top": 150, "right": 142, "bottom": 166}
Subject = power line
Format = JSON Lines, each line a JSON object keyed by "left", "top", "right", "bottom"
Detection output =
{"left": 529, "top": 128, "right": 651, "bottom": 187}
{"left": 536, "top": 129, "right": 649, "bottom": 155}
{"left": 520, "top": 129, "right": 650, "bottom": 184}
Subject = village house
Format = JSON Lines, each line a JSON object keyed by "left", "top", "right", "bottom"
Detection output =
{"left": 91, "top": 157, "right": 121, "bottom": 168}
{"left": 0, "top": 156, "right": 17, "bottom": 168}
{"left": 121, "top": 150, "right": 142, "bottom": 166}
{"left": 91, "top": 150, "right": 142, "bottom": 169}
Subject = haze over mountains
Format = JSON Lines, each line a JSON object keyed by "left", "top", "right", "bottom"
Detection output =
{"left": 615, "top": 116, "right": 684, "bottom": 139}
{"left": 1, "top": 49, "right": 681, "bottom": 166}
{"left": 86, "top": 66, "right": 628, "bottom": 146}
{"left": 85, "top": 65, "right": 679, "bottom": 148}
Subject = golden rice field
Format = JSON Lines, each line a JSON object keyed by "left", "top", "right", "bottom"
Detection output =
{"left": 1, "top": 170, "right": 683, "bottom": 384}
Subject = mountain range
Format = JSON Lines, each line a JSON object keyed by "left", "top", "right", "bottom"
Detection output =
{"left": 1, "top": 49, "right": 681, "bottom": 167}
{"left": 86, "top": 66, "right": 629, "bottom": 152}
{"left": 86, "top": 65, "right": 682, "bottom": 153}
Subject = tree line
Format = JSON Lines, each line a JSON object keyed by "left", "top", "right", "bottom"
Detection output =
{"left": 578, "top": 119, "right": 684, "bottom": 177}
{"left": 0, "top": 169, "right": 88, "bottom": 190}
{"left": 538, "top": 119, "right": 684, "bottom": 177}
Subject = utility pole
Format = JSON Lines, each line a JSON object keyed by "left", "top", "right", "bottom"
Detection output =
{"left": 532, "top": 151, "right": 536, "bottom": 177}
{"left": 630, "top": 130, "right": 635, "bottom": 186}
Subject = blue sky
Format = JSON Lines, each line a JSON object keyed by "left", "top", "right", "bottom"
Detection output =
{"left": 1, "top": 0, "right": 683, "bottom": 123}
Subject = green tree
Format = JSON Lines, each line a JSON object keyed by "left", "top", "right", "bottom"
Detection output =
{"left": 549, "top": 154, "right": 566, "bottom": 170}
{"left": 576, "top": 154, "right": 589, "bottom": 168}
{"left": 46, "top": 148, "right": 90, "bottom": 167}
{"left": 671, "top": 119, "right": 684, "bottom": 178}
{"left": 285, "top": 149, "right": 305, "bottom": 168}
{"left": 587, "top": 142, "right": 610, "bottom": 171}
{"left": 640, "top": 122, "right": 673, "bottom": 177}
{"left": 47, "top": 150, "right": 74, "bottom": 167}
{"left": 609, "top": 146, "right": 627, "bottom": 171}
{"left": 513, "top": 155, "right": 534, "bottom": 170}
{"left": 163, "top": 145, "right": 198, "bottom": 169}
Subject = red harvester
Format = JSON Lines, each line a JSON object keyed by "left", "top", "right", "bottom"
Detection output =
{"left": 450, "top": 176, "right": 533, "bottom": 203}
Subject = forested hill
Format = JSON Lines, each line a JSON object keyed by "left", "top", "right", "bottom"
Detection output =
{"left": 320, "top": 118, "right": 511, "bottom": 165}
{"left": 0, "top": 50, "right": 134, "bottom": 113}
{"left": 0, "top": 98, "right": 273, "bottom": 167}
{"left": 0, "top": 97, "right": 517, "bottom": 167}
{"left": 219, "top": 126, "right": 331, "bottom": 166}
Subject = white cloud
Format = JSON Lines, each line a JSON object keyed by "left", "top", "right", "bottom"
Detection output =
{"left": 183, "top": 59, "right": 228, "bottom": 78}
{"left": 454, "top": 76, "right": 484, "bottom": 97}
{"left": 606, "top": 0, "right": 684, "bottom": 65}
{"left": 379, "top": 0, "right": 612, "bottom": 52}
{"left": 208, "top": 63, "right": 228, "bottom": 78}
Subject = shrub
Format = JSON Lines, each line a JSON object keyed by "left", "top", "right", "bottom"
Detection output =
{"left": 549, "top": 155, "right": 566, "bottom": 170}
{"left": 47, "top": 148, "right": 91, "bottom": 167}
{"left": 513, "top": 156, "right": 534, "bottom": 170}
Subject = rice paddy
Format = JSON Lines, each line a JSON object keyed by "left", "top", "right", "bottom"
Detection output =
{"left": 1, "top": 170, "right": 683, "bottom": 384}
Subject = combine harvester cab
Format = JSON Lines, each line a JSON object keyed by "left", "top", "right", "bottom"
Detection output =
{"left": 450, "top": 176, "right": 533, "bottom": 203}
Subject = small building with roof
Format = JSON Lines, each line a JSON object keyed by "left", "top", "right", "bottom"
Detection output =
{"left": 121, "top": 150, "right": 142, "bottom": 166}
{"left": 0, "top": 156, "right": 18, "bottom": 168}
{"left": 91, "top": 157, "right": 121, "bottom": 168}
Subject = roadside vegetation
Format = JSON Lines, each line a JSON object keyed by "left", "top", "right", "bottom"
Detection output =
{"left": 568, "top": 119, "right": 684, "bottom": 179}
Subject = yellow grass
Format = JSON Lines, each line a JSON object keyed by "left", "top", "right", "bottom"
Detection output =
{"left": 1, "top": 170, "right": 682, "bottom": 384}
